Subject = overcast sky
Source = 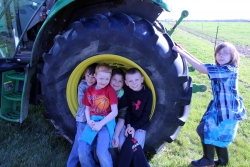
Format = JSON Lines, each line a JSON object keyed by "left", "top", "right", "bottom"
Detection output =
{"left": 159, "top": 0, "right": 250, "bottom": 20}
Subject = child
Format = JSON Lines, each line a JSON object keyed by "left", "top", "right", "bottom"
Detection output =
{"left": 110, "top": 68, "right": 128, "bottom": 150}
{"left": 67, "top": 63, "right": 97, "bottom": 167}
{"left": 79, "top": 63, "right": 118, "bottom": 167}
{"left": 172, "top": 42, "right": 246, "bottom": 167}
{"left": 124, "top": 68, "right": 153, "bottom": 148}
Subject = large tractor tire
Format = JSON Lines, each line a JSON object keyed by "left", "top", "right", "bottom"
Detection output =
{"left": 38, "top": 12, "right": 192, "bottom": 154}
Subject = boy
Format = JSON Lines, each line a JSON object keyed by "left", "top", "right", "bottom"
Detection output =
{"left": 79, "top": 63, "right": 118, "bottom": 167}
{"left": 124, "top": 68, "right": 152, "bottom": 148}
{"left": 67, "top": 63, "right": 97, "bottom": 167}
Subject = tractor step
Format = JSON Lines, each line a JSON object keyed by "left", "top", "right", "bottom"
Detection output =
{"left": 6, "top": 72, "right": 25, "bottom": 80}
{"left": 3, "top": 92, "right": 22, "bottom": 101}
{"left": 0, "top": 68, "right": 30, "bottom": 123}
{"left": 0, "top": 110, "right": 20, "bottom": 122}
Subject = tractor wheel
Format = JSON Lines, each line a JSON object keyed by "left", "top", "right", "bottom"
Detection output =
{"left": 38, "top": 12, "right": 192, "bottom": 154}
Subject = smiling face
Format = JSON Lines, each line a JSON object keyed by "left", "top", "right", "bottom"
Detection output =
{"left": 95, "top": 71, "right": 111, "bottom": 89}
{"left": 215, "top": 47, "right": 232, "bottom": 65}
{"left": 125, "top": 71, "right": 144, "bottom": 91}
{"left": 85, "top": 71, "right": 96, "bottom": 86}
{"left": 110, "top": 74, "right": 124, "bottom": 91}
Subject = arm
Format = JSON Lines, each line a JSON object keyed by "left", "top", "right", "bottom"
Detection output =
{"left": 112, "top": 118, "right": 125, "bottom": 147}
{"left": 125, "top": 109, "right": 131, "bottom": 126}
{"left": 125, "top": 107, "right": 134, "bottom": 137}
{"left": 125, "top": 106, "right": 134, "bottom": 137}
{"left": 85, "top": 106, "right": 95, "bottom": 128}
{"left": 113, "top": 106, "right": 127, "bottom": 143}
{"left": 172, "top": 45, "right": 208, "bottom": 74}
{"left": 133, "top": 92, "right": 152, "bottom": 130}
{"left": 83, "top": 88, "right": 95, "bottom": 127}
{"left": 92, "top": 104, "right": 118, "bottom": 131}
{"left": 125, "top": 101, "right": 131, "bottom": 126}
{"left": 78, "top": 81, "right": 86, "bottom": 106}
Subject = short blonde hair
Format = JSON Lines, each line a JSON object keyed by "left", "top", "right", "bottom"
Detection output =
{"left": 95, "top": 63, "right": 112, "bottom": 74}
{"left": 214, "top": 42, "right": 239, "bottom": 67}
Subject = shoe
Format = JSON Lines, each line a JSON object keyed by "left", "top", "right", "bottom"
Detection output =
{"left": 191, "top": 143, "right": 215, "bottom": 167}
{"left": 214, "top": 146, "right": 229, "bottom": 166}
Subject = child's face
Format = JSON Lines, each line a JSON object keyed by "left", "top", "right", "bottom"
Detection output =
{"left": 110, "top": 74, "right": 124, "bottom": 91}
{"left": 94, "top": 71, "right": 111, "bottom": 89}
{"left": 125, "top": 72, "right": 144, "bottom": 91}
{"left": 85, "top": 72, "right": 96, "bottom": 86}
{"left": 215, "top": 47, "right": 231, "bottom": 65}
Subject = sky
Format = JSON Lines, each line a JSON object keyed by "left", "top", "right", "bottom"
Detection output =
{"left": 159, "top": 0, "right": 250, "bottom": 20}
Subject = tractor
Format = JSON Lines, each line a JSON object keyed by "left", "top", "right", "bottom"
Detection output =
{"left": 0, "top": 0, "right": 198, "bottom": 155}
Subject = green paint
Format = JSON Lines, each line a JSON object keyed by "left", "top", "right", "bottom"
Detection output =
{"left": 168, "top": 10, "right": 189, "bottom": 36}
{"left": 151, "top": 0, "right": 171, "bottom": 12}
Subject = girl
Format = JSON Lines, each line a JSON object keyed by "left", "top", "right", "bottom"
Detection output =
{"left": 172, "top": 42, "right": 246, "bottom": 167}
{"left": 110, "top": 68, "right": 128, "bottom": 150}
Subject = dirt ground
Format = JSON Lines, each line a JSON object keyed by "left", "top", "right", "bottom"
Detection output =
{"left": 236, "top": 46, "right": 250, "bottom": 58}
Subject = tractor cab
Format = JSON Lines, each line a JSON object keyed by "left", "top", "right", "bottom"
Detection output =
{"left": 0, "top": 0, "right": 48, "bottom": 63}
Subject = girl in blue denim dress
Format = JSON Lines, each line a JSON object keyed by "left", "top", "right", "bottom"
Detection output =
{"left": 172, "top": 42, "right": 246, "bottom": 167}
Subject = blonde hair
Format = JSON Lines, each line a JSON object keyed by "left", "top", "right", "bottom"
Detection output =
{"left": 214, "top": 42, "right": 239, "bottom": 67}
{"left": 95, "top": 63, "right": 112, "bottom": 74}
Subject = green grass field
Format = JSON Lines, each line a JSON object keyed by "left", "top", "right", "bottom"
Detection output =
{"left": 0, "top": 22, "right": 249, "bottom": 167}
{"left": 168, "top": 21, "right": 250, "bottom": 47}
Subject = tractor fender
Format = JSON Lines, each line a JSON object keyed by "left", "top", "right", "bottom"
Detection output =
{"left": 31, "top": 0, "right": 165, "bottom": 67}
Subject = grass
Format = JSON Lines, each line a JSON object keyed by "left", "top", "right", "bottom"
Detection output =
{"left": 167, "top": 21, "right": 250, "bottom": 48}
{"left": 0, "top": 104, "right": 71, "bottom": 167}
{"left": 1, "top": 22, "right": 250, "bottom": 167}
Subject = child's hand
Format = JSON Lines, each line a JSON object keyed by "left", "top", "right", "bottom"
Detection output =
{"left": 112, "top": 135, "right": 119, "bottom": 148}
{"left": 125, "top": 126, "right": 135, "bottom": 138}
{"left": 92, "top": 121, "right": 103, "bottom": 132}
{"left": 125, "top": 127, "right": 130, "bottom": 136}
{"left": 87, "top": 120, "right": 95, "bottom": 128}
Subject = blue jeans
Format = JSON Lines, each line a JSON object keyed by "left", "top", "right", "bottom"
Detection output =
{"left": 134, "top": 129, "right": 146, "bottom": 148}
{"left": 67, "top": 122, "right": 86, "bottom": 167}
{"left": 78, "top": 126, "right": 113, "bottom": 167}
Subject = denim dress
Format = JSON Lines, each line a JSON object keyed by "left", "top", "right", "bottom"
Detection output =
{"left": 201, "top": 64, "right": 246, "bottom": 147}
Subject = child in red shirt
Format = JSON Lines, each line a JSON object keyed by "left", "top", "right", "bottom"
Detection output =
{"left": 79, "top": 63, "right": 118, "bottom": 167}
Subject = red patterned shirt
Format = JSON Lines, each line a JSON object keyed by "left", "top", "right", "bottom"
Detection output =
{"left": 83, "top": 85, "right": 118, "bottom": 116}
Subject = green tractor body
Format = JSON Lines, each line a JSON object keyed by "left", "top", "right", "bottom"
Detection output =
{"left": 0, "top": 0, "right": 199, "bottom": 155}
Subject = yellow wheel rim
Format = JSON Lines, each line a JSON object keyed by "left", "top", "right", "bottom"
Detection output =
{"left": 66, "top": 54, "right": 156, "bottom": 119}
